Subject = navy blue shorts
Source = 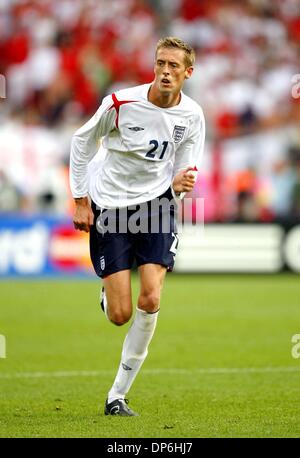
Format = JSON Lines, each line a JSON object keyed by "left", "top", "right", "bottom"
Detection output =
{"left": 89, "top": 187, "right": 179, "bottom": 278}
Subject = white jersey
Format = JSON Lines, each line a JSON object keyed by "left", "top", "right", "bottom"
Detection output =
{"left": 70, "top": 83, "right": 205, "bottom": 209}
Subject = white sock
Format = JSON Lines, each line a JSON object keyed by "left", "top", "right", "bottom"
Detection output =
{"left": 102, "top": 288, "right": 109, "bottom": 321}
{"left": 108, "top": 307, "right": 159, "bottom": 403}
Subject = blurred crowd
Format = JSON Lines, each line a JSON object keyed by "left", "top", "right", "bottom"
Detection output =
{"left": 0, "top": 0, "right": 300, "bottom": 223}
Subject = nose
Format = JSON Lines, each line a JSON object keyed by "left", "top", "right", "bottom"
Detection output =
{"left": 162, "top": 64, "right": 170, "bottom": 75}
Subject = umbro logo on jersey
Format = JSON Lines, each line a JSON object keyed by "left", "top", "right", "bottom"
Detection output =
{"left": 128, "top": 126, "right": 145, "bottom": 131}
{"left": 173, "top": 125, "right": 186, "bottom": 143}
{"left": 122, "top": 363, "right": 132, "bottom": 371}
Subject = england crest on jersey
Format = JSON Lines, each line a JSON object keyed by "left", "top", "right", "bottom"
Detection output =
{"left": 172, "top": 125, "right": 186, "bottom": 143}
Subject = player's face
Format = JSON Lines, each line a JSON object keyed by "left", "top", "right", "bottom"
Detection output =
{"left": 154, "top": 48, "right": 193, "bottom": 95}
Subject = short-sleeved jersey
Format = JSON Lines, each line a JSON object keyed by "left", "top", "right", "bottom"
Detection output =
{"left": 70, "top": 83, "right": 205, "bottom": 209}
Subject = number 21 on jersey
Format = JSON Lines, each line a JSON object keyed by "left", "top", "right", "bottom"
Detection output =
{"left": 146, "top": 140, "right": 169, "bottom": 160}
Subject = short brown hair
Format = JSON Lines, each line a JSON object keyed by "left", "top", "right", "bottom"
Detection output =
{"left": 156, "top": 37, "right": 196, "bottom": 68}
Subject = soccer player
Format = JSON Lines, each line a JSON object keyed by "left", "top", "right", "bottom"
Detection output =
{"left": 70, "top": 37, "right": 205, "bottom": 416}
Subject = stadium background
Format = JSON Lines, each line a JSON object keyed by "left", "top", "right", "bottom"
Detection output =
{"left": 1, "top": 0, "right": 300, "bottom": 438}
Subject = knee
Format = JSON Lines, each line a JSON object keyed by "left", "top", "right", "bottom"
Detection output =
{"left": 138, "top": 292, "right": 160, "bottom": 313}
{"left": 109, "top": 309, "right": 132, "bottom": 326}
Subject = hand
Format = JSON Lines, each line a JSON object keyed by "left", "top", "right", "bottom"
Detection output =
{"left": 73, "top": 197, "right": 94, "bottom": 232}
{"left": 172, "top": 167, "right": 198, "bottom": 194}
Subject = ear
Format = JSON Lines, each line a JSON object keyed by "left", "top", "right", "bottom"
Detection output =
{"left": 185, "top": 66, "right": 194, "bottom": 80}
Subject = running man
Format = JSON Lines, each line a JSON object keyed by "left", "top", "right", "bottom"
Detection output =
{"left": 70, "top": 37, "right": 205, "bottom": 416}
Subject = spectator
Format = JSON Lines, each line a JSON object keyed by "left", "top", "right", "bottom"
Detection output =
{"left": 0, "top": 0, "right": 299, "bottom": 217}
{"left": 0, "top": 170, "right": 22, "bottom": 212}
{"left": 270, "top": 159, "right": 297, "bottom": 222}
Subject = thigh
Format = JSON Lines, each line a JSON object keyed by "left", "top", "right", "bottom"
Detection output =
{"left": 138, "top": 263, "right": 167, "bottom": 312}
{"left": 138, "top": 263, "right": 167, "bottom": 293}
{"left": 89, "top": 202, "right": 135, "bottom": 278}
{"left": 135, "top": 189, "right": 179, "bottom": 272}
{"left": 135, "top": 231, "right": 179, "bottom": 272}
{"left": 103, "top": 269, "right": 133, "bottom": 318}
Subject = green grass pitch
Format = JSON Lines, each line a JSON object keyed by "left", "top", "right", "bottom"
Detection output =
{"left": 0, "top": 274, "right": 300, "bottom": 438}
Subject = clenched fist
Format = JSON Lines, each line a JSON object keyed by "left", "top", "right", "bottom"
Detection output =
{"left": 172, "top": 166, "right": 198, "bottom": 194}
{"left": 73, "top": 197, "right": 94, "bottom": 232}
